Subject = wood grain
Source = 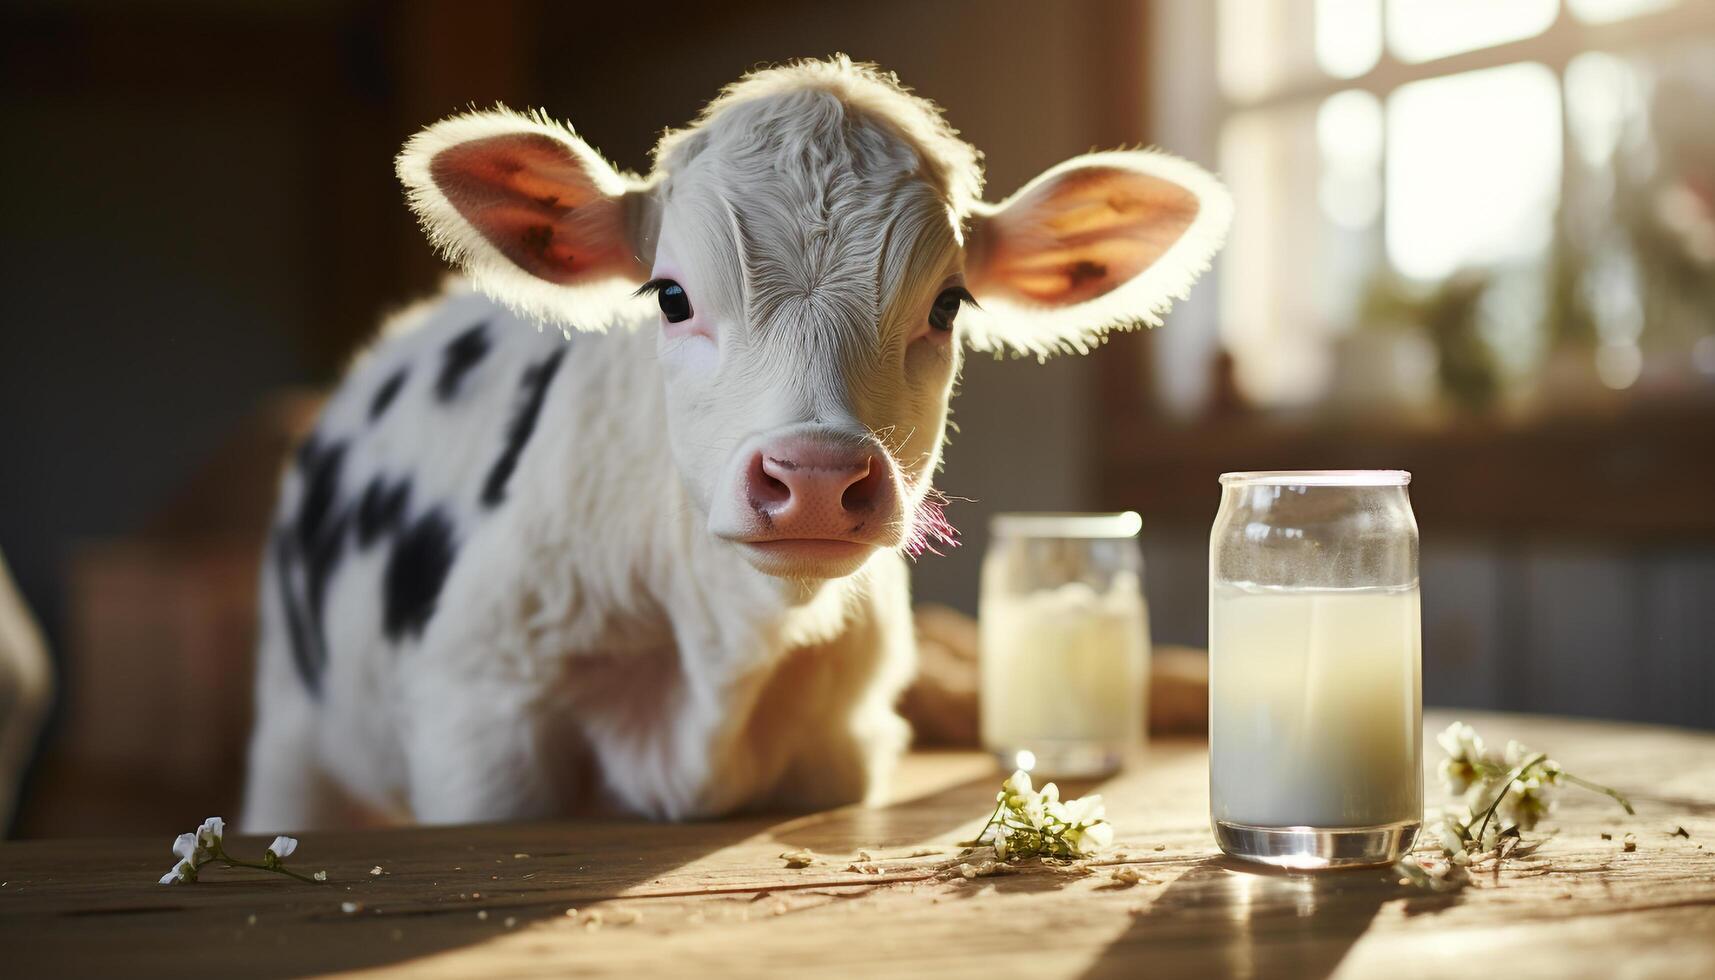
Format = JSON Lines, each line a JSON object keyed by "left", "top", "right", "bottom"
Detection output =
{"left": 3, "top": 712, "right": 1712, "bottom": 978}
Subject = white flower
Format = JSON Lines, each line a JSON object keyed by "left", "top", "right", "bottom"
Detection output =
{"left": 267, "top": 836, "right": 298, "bottom": 860}
{"left": 1478, "top": 821, "right": 1502, "bottom": 852}
{"left": 1058, "top": 794, "right": 1105, "bottom": 827}
{"left": 1438, "top": 758, "right": 1476, "bottom": 796}
{"left": 173, "top": 832, "right": 200, "bottom": 863}
{"left": 195, "top": 817, "right": 225, "bottom": 854}
{"left": 1020, "top": 796, "right": 1050, "bottom": 830}
{"left": 159, "top": 858, "right": 196, "bottom": 885}
{"left": 1503, "top": 739, "right": 1558, "bottom": 780}
{"left": 1497, "top": 774, "right": 1552, "bottom": 830}
{"left": 1001, "top": 770, "right": 1035, "bottom": 805}
{"left": 982, "top": 771, "right": 1115, "bottom": 860}
{"left": 1437, "top": 722, "right": 1485, "bottom": 762}
{"left": 1436, "top": 722, "right": 1486, "bottom": 795}
{"left": 1070, "top": 820, "right": 1114, "bottom": 855}
{"left": 1429, "top": 810, "right": 1470, "bottom": 854}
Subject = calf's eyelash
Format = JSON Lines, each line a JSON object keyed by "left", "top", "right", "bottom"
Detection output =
{"left": 943, "top": 286, "right": 978, "bottom": 309}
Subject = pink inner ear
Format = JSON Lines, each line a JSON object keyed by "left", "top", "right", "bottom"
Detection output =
{"left": 429, "top": 133, "right": 632, "bottom": 285}
{"left": 970, "top": 166, "right": 1202, "bottom": 308}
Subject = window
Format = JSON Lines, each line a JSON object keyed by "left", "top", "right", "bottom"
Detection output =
{"left": 1198, "top": 0, "right": 1715, "bottom": 408}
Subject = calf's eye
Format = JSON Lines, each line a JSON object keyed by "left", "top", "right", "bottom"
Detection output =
{"left": 929, "top": 286, "right": 974, "bottom": 332}
{"left": 639, "top": 278, "right": 694, "bottom": 323}
{"left": 657, "top": 281, "right": 693, "bottom": 323}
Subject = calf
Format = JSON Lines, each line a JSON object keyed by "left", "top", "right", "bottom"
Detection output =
{"left": 241, "top": 57, "right": 1229, "bottom": 830}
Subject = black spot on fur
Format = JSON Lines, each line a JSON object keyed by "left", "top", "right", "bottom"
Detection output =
{"left": 369, "top": 368, "right": 408, "bottom": 421}
{"left": 481, "top": 347, "right": 566, "bottom": 507}
{"left": 436, "top": 323, "right": 491, "bottom": 400}
{"left": 304, "top": 511, "right": 350, "bottom": 631}
{"left": 383, "top": 510, "right": 456, "bottom": 641}
{"left": 294, "top": 434, "right": 320, "bottom": 472}
{"left": 273, "top": 530, "right": 322, "bottom": 696}
{"left": 294, "top": 440, "right": 347, "bottom": 551}
{"left": 356, "top": 477, "right": 411, "bottom": 548}
{"left": 278, "top": 438, "right": 352, "bottom": 695}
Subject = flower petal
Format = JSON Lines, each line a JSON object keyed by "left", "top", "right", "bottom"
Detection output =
{"left": 196, "top": 816, "right": 225, "bottom": 851}
{"left": 267, "top": 835, "right": 299, "bottom": 860}
{"left": 1078, "top": 821, "right": 1115, "bottom": 854}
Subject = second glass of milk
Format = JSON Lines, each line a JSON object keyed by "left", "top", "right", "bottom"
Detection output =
{"left": 980, "top": 512, "right": 1150, "bottom": 778}
{"left": 1209, "top": 471, "right": 1422, "bottom": 869}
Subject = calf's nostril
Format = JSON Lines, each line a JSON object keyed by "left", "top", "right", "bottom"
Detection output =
{"left": 749, "top": 453, "right": 793, "bottom": 506}
{"left": 840, "top": 460, "right": 887, "bottom": 513}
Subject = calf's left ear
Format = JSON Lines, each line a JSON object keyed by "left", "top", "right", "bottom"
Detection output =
{"left": 397, "top": 107, "right": 656, "bottom": 328}
{"left": 961, "top": 150, "right": 1232, "bottom": 358}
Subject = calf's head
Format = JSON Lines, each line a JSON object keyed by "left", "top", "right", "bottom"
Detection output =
{"left": 398, "top": 58, "right": 1230, "bottom": 580}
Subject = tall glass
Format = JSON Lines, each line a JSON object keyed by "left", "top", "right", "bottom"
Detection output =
{"left": 980, "top": 512, "right": 1150, "bottom": 778}
{"left": 1209, "top": 471, "right": 1421, "bottom": 869}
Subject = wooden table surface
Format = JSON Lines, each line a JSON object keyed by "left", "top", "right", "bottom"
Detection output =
{"left": 4, "top": 710, "right": 1713, "bottom": 979}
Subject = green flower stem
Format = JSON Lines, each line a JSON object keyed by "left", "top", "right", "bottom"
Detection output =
{"left": 1470, "top": 757, "right": 1634, "bottom": 816}
{"left": 211, "top": 843, "right": 325, "bottom": 884}
{"left": 960, "top": 800, "right": 1007, "bottom": 848}
{"left": 1555, "top": 771, "right": 1635, "bottom": 815}
{"left": 1474, "top": 752, "right": 1547, "bottom": 846}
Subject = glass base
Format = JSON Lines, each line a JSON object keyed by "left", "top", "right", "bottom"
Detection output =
{"left": 987, "top": 739, "right": 1130, "bottom": 778}
{"left": 1214, "top": 818, "right": 1419, "bottom": 869}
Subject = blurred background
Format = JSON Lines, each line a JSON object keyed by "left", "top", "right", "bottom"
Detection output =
{"left": 1, "top": 0, "right": 1711, "bottom": 838}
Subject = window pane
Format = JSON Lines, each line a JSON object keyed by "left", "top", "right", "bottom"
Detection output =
{"left": 1318, "top": 89, "right": 1384, "bottom": 228}
{"left": 1220, "top": 0, "right": 1323, "bottom": 102}
{"left": 1387, "top": 0, "right": 1559, "bottom": 63}
{"left": 1568, "top": 0, "right": 1677, "bottom": 24}
{"left": 1316, "top": 0, "right": 1383, "bottom": 78}
{"left": 1386, "top": 62, "right": 1563, "bottom": 280}
{"left": 1221, "top": 98, "right": 1385, "bottom": 405}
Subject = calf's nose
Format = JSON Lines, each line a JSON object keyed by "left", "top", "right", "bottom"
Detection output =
{"left": 745, "top": 437, "right": 896, "bottom": 538}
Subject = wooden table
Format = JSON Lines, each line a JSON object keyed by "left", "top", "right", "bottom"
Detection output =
{"left": 4, "top": 711, "right": 1713, "bottom": 978}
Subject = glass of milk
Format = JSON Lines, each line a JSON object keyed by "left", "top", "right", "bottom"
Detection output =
{"left": 1209, "top": 471, "right": 1421, "bottom": 869}
{"left": 980, "top": 512, "right": 1150, "bottom": 778}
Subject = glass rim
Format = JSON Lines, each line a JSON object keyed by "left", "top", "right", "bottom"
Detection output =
{"left": 989, "top": 511, "right": 1143, "bottom": 538}
{"left": 1219, "top": 469, "right": 1411, "bottom": 487}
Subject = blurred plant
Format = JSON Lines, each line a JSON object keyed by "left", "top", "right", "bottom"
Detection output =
{"left": 1360, "top": 269, "right": 1502, "bottom": 413}
{"left": 1366, "top": 45, "right": 1715, "bottom": 404}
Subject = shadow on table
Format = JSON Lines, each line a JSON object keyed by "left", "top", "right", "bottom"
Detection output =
{"left": 9, "top": 765, "right": 1027, "bottom": 979}
{"left": 4, "top": 814, "right": 772, "bottom": 980}
{"left": 1080, "top": 856, "right": 1461, "bottom": 979}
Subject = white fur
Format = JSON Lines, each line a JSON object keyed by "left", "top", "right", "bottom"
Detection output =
{"left": 242, "top": 57, "right": 1227, "bottom": 831}
{"left": 961, "top": 149, "right": 1235, "bottom": 359}
{"left": 396, "top": 107, "right": 656, "bottom": 332}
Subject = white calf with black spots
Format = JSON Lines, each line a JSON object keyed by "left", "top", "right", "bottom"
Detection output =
{"left": 241, "top": 57, "right": 1230, "bottom": 830}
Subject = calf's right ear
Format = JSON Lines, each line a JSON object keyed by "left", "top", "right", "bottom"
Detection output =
{"left": 397, "top": 107, "right": 657, "bottom": 328}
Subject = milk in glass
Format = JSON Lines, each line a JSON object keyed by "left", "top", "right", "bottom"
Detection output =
{"left": 1209, "top": 583, "right": 1421, "bottom": 828}
{"left": 979, "top": 513, "right": 1149, "bottom": 777}
{"left": 1208, "top": 471, "right": 1422, "bottom": 868}
{"left": 981, "top": 572, "right": 1149, "bottom": 756}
